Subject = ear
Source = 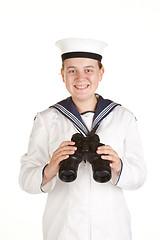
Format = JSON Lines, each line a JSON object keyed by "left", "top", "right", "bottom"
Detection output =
{"left": 99, "top": 67, "right": 104, "bottom": 81}
{"left": 61, "top": 68, "right": 65, "bottom": 83}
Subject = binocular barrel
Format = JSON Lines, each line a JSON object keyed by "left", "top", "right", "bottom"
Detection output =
{"left": 91, "top": 158, "right": 111, "bottom": 183}
{"left": 59, "top": 155, "right": 82, "bottom": 182}
{"left": 58, "top": 133, "right": 111, "bottom": 183}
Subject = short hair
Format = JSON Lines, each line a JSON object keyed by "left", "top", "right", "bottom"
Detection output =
{"left": 62, "top": 60, "right": 103, "bottom": 70}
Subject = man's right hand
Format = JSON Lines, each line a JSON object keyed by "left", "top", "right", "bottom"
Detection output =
{"left": 42, "top": 141, "right": 77, "bottom": 186}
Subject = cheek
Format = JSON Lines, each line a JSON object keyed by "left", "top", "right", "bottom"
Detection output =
{"left": 64, "top": 77, "right": 74, "bottom": 90}
{"left": 92, "top": 75, "right": 101, "bottom": 86}
{"left": 63, "top": 74, "right": 69, "bottom": 84}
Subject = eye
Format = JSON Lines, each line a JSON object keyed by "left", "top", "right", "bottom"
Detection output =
{"left": 69, "top": 70, "right": 76, "bottom": 74}
{"left": 85, "top": 69, "right": 93, "bottom": 73}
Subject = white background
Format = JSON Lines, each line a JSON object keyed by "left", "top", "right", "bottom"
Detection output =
{"left": 0, "top": 0, "right": 160, "bottom": 239}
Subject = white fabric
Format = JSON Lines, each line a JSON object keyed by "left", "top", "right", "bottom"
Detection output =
{"left": 81, "top": 111, "right": 95, "bottom": 132}
{"left": 19, "top": 105, "right": 146, "bottom": 240}
{"left": 55, "top": 38, "right": 107, "bottom": 55}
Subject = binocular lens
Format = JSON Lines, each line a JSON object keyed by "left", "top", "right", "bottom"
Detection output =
{"left": 59, "top": 170, "right": 77, "bottom": 182}
{"left": 94, "top": 169, "right": 111, "bottom": 183}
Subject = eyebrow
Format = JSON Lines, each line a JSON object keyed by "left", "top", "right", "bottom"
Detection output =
{"left": 84, "top": 65, "right": 95, "bottom": 68}
{"left": 66, "top": 66, "right": 76, "bottom": 70}
{"left": 66, "top": 65, "right": 95, "bottom": 70}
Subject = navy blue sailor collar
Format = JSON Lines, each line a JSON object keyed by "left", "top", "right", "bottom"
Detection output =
{"left": 50, "top": 95, "right": 121, "bottom": 136}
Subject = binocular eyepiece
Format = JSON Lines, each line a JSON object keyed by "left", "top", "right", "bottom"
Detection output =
{"left": 59, "top": 133, "right": 111, "bottom": 183}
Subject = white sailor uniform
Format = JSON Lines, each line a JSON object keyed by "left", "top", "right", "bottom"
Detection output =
{"left": 19, "top": 95, "right": 146, "bottom": 240}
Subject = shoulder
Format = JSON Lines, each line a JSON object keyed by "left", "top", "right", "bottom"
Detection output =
{"left": 114, "top": 105, "right": 134, "bottom": 116}
{"left": 112, "top": 105, "right": 137, "bottom": 123}
{"left": 34, "top": 107, "right": 62, "bottom": 126}
{"left": 98, "top": 95, "right": 136, "bottom": 121}
{"left": 33, "top": 107, "right": 65, "bottom": 134}
{"left": 39, "top": 107, "right": 59, "bottom": 119}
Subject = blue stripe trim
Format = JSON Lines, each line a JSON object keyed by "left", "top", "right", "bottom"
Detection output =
{"left": 50, "top": 95, "right": 121, "bottom": 135}
{"left": 92, "top": 102, "right": 120, "bottom": 129}
{"left": 40, "top": 164, "right": 49, "bottom": 193}
{"left": 115, "top": 159, "right": 123, "bottom": 185}
{"left": 54, "top": 104, "right": 88, "bottom": 136}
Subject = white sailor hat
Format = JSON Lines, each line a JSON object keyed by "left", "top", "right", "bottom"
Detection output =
{"left": 55, "top": 38, "right": 108, "bottom": 62}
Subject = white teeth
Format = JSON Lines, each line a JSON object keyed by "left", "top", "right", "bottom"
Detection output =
{"left": 75, "top": 85, "right": 88, "bottom": 89}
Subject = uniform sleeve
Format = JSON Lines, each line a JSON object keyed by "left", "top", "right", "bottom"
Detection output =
{"left": 19, "top": 112, "right": 56, "bottom": 194}
{"left": 111, "top": 114, "right": 147, "bottom": 190}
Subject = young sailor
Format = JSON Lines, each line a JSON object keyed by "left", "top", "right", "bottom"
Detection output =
{"left": 19, "top": 38, "right": 146, "bottom": 240}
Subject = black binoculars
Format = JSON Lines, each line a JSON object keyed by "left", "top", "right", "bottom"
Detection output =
{"left": 59, "top": 133, "right": 111, "bottom": 183}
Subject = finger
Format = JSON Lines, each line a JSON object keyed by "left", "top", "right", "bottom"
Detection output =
{"left": 109, "top": 162, "right": 114, "bottom": 169}
{"left": 60, "top": 141, "right": 75, "bottom": 147}
{"left": 97, "top": 145, "right": 112, "bottom": 151}
{"left": 55, "top": 146, "right": 79, "bottom": 164}
{"left": 97, "top": 148, "right": 117, "bottom": 157}
{"left": 54, "top": 144, "right": 77, "bottom": 155}
{"left": 101, "top": 155, "right": 114, "bottom": 161}
{"left": 57, "top": 149, "right": 76, "bottom": 158}
{"left": 56, "top": 154, "right": 70, "bottom": 164}
{"left": 101, "top": 155, "right": 119, "bottom": 163}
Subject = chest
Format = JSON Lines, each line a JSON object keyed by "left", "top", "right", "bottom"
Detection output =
{"left": 48, "top": 111, "right": 126, "bottom": 159}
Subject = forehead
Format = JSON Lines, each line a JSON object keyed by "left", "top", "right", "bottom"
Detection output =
{"left": 63, "top": 58, "right": 99, "bottom": 68}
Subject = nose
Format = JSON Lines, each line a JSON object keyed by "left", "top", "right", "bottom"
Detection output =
{"left": 77, "top": 71, "right": 86, "bottom": 81}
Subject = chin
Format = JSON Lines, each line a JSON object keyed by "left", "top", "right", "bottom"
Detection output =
{"left": 72, "top": 93, "right": 94, "bottom": 102}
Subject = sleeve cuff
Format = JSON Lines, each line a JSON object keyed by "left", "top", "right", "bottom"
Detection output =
{"left": 111, "top": 159, "right": 123, "bottom": 185}
{"left": 40, "top": 164, "right": 57, "bottom": 193}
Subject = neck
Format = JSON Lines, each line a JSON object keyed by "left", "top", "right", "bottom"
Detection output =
{"left": 72, "top": 96, "right": 98, "bottom": 114}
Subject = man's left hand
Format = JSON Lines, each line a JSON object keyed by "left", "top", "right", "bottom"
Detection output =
{"left": 97, "top": 145, "right": 121, "bottom": 176}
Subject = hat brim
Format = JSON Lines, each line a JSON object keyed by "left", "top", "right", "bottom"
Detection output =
{"left": 62, "top": 51, "right": 102, "bottom": 62}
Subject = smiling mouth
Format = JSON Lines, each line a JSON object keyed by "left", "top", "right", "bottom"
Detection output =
{"left": 74, "top": 84, "right": 89, "bottom": 90}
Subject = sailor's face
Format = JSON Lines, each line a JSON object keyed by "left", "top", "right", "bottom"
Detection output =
{"left": 61, "top": 58, "right": 104, "bottom": 102}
